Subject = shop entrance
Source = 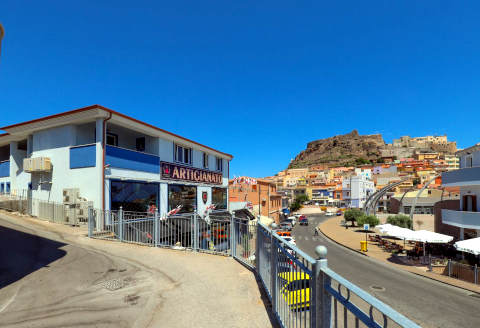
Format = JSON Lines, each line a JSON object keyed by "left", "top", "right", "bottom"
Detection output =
{"left": 111, "top": 180, "right": 159, "bottom": 212}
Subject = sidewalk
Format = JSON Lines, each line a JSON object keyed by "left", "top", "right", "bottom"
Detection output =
{"left": 0, "top": 210, "right": 273, "bottom": 328}
{"left": 320, "top": 216, "right": 480, "bottom": 294}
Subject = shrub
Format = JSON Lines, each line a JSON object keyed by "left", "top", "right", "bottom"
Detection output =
{"left": 357, "top": 215, "right": 380, "bottom": 228}
{"left": 344, "top": 208, "right": 365, "bottom": 227}
{"left": 386, "top": 214, "right": 412, "bottom": 229}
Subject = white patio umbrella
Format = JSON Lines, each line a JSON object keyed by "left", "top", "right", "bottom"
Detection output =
{"left": 410, "top": 230, "right": 453, "bottom": 244}
{"left": 454, "top": 237, "right": 480, "bottom": 256}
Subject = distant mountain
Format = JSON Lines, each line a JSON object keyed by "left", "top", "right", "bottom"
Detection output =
{"left": 288, "top": 130, "right": 385, "bottom": 169}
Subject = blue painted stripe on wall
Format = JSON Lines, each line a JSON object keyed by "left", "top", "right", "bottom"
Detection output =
{"left": 0, "top": 161, "right": 10, "bottom": 177}
{"left": 70, "top": 145, "right": 96, "bottom": 169}
{"left": 106, "top": 146, "right": 159, "bottom": 173}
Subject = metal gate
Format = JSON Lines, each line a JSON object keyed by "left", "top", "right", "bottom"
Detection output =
{"left": 232, "top": 217, "right": 256, "bottom": 269}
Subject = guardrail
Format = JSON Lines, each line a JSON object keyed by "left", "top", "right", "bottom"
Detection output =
{"left": 257, "top": 222, "right": 421, "bottom": 328}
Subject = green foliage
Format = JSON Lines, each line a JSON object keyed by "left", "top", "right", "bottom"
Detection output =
{"left": 344, "top": 208, "right": 364, "bottom": 227}
{"left": 355, "top": 157, "right": 371, "bottom": 165}
{"left": 357, "top": 215, "right": 380, "bottom": 228}
{"left": 412, "top": 178, "right": 421, "bottom": 186}
{"left": 376, "top": 158, "right": 385, "bottom": 164}
{"left": 289, "top": 201, "right": 301, "bottom": 212}
{"left": 295, "top": 194, "right": 309, "bottom": 203}
{"left": 386, "top": 214, "right": 412, "bottom": 229}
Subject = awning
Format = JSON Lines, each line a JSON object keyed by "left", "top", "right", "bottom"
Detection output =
{"left": 376, "top": 225, "right": 453, "bottom": 243}
{"left": 454, "top": 237, "right": 480, "bottom": 255}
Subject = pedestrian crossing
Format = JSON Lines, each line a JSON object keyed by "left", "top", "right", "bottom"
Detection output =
{"left": 292, "top": 235, "right": 320, "bottom": 242}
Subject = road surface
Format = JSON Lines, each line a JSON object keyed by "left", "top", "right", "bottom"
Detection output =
{"left": 292, "top": 214, "right": 480, "bottom": 328}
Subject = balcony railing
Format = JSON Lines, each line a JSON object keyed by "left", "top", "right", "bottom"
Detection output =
{"left": 442, "top": 167, "right": 480, "bottom": 186}
{"left": 0, "top": 160, "right": 9, "bottom": 177}
{"left": 106, "top": 145, "right": 159, "bottom": 174}
{"left": 70, "top": 144, "right": 96, "bottom": 169}
{"left": 442, "top": 209, "right": 480, "bottom": 229}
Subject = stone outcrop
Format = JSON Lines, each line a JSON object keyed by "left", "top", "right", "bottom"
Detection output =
{"left": 288, "top": 130, "right": 385, "bottom": 169}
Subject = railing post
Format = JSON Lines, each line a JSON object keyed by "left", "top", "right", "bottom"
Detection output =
{"left": 88, "top": 206, "right": 94, "bottom": 238}
{"left": 119, "top": 206, "right": 124, "bottom": 242}
{"left": 475, "top": 264, "right": 478, "bottom": 285}
{"left": 193, "top": 214, "right": 198, "bottom": 251}
{"left": 154, "top": 209, "right": 159, "bottom": 247}
{"left": 448, "top": 259, "right": 452, "bottom": 277}
{"left": 428, "top": 254, "right": 432, "bottom": 272}
{"left": 230, "top": 214, "right": 235, "bottom": 257}
{"left": 270, "top": 223, "right": 277, "bottom": 314}
{"left": 255, "top": 221, "right": 260, "bottom": 271}
{"left": 312, "top": 245, "right": 331, "bottom": 328}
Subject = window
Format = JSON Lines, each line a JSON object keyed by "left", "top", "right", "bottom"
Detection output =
{"left": 203, "top": 153, "right": 209, "bottom": 169}
{"left": 466, "top": 156, "right": 473, "bottom": 168}
{"left": 111, "top": 181, "right": 158, "bottom": 212}
{"left": 175, "top": 145, "right": 192, "bottom": 165}
{"left": 106, "top": 132, "right": 118, "bottom": 146}
{"left": 136, "top": 137, "right": 145, "bottom": 152}
{"left": 168, "top": 185, "right": 197, "bottom": 213}
{"left": 212, "top": 187, "right": 227, "bottom": 209}
{"left": 216, "top": 157, "right": 223, "bottom": 172}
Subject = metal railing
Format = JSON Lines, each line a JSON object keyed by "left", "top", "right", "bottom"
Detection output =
{"left": 0, "top": 192, "right": 88, "bottom": 225}
{"left": 257, "top": 222, "right": 421, "bottom": 328}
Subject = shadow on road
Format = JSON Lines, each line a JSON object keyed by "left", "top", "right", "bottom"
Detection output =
{"left": 0, "top": 225, "right": 67, "bottom": 289}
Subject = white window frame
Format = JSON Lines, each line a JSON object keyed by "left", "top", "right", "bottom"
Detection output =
{"left": 203, "top": 153, "right": 209, "bottom": 169}
{"left": 215, "top": 157, "right": 223, "bottom": 172}
{"left": 174, "top": 144, "right": 192, "bottom": 165}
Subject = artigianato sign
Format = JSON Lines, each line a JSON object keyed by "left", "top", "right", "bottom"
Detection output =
{"left": 161, "top": 162, "right": 223, "bottom": 185}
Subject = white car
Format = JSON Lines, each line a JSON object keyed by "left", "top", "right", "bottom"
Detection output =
{"left": 282, "top": 236, "right": 296, "bottom": 246}
{"left": 325, "top": 212, "right": 335, "bottom": 216}
{"left": 286, "top": 217, "right": 297, "bottom": 226}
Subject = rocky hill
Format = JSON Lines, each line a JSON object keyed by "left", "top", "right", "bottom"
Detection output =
{"left": 288, "top": 130, "right": 385, "bottom": 169}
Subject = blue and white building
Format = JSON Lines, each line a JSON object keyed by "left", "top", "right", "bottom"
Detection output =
{"left": 441, "top": 143, "right": 480, "bottom": 239}
{"left": 342, "top": 175, "right": 375, "bottom": 208}
{"left": 0, "top": 105, "right": 232, "bottom": 216}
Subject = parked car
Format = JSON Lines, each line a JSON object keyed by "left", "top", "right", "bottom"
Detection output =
{"left": 299, "top": 216, "right": 308, "bottom": 226}
{"left": 286, "top": 217, "right": 297, "bottom": 226}
{"left": 336, "top": 211, "right": 342, "bottom": 216}
{"left": 276, "top": 230, "right": 292, "bottom": 237}
{"left": 282, "top": 236, "right": 296, "bottom": 246}
{"left": 279, "top": 272, "right": 310, "bottom": 310}
{"left": 279, "top": 221, "right": 293, "bottom": 231}
{"left": 325, "top": 212, "right": 335, "bottom": 216}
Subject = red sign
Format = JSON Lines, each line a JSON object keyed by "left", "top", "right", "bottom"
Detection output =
{"left": 161, "top": 162, "right": 223, "bottom": 185}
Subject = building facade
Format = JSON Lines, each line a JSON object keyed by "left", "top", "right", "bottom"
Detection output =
{"left": 0, "top": 105, "right": 232, "bottom": 217}
{"left": 342, "top": 175, "right": 375, "bottom": 208}
{"left": 439, "top": 143, "right": 480, "bottom": 240}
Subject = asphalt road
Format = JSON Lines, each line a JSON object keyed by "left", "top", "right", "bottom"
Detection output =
{"left": 292, "top": 214, "right": 480, "bottom": 328}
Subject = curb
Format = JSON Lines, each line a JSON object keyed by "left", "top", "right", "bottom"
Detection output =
{"left": 319, "top": 225, "right": 367, "bottom": 257}
{"left": 319, "top": 218, "right": 480, "bottom": 294}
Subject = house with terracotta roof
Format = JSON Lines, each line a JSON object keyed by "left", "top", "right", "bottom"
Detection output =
{"left": 0, "top": 105, "right": 232, "bottom": 216}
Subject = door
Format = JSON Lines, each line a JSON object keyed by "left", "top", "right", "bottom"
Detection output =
{"left": 463, "top": 195, "right": 477, "bottom": 212}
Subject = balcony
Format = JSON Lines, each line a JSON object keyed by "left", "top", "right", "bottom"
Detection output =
{"left": 70, "top": 144, "right": 96, "bottom": 169}
{"left": 106, "top": 145, "right": 159, "bottom": 174}
{"left": 442, "top": 167, "right": 480, "bottom": 186}
{"left": 0, "top": 160, "right": 9, "bottom": 177}
{"left": 442, "top": 209, "right": 480, "bottom": 229}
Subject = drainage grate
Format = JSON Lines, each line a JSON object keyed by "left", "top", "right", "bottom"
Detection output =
{"left": 370, "top": 285, "right": 386, "bottom": 292}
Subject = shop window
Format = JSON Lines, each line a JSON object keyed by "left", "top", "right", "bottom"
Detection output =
{"left": 168, "top": 184, "right": 196, "bottom": 213}
{"left": 175, "top": 145, "right": 192, "bottom": 165}
{"left": 216, "top": 157, "right": 223, "bottom": 172}
{"left": 203, "top": 153, "right": 209, "bottom": 169}
{"left": 111, "top": 181, "right": 158, "bottom": 212}
{"left": 212, "top": 187, "right": 227, "bottom": 209}
{"left": 106, "top": 133, "right": 118, "bottom": 146}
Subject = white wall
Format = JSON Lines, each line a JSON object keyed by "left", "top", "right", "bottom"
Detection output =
{"left": 459, "top": 185, "right": 480, "bottom": 211}
{"left": 9, "top": 141, "right": 31, "bottom": 193}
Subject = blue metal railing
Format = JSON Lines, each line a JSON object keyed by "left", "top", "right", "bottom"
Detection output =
{"left": 256, "top": 222, "right": 421, "bottom": 328}
{"left": 106, "top": 145, "right": 160, "bottom": 173}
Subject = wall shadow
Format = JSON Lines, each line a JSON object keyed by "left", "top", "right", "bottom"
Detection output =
{"left": 0, "top": 225, "right": 67, "bottom": 289}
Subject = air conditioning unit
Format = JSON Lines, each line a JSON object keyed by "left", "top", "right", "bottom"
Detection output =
{"left": 24, "top": 157, "right": 52, "bottom": 173}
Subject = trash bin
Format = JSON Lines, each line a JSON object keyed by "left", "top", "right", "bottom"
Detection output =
{"left": 360, "top": 240, "right": 368, "bottom": 252}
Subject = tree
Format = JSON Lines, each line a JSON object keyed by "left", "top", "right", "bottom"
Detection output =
{"left": 344, "top": 208, "right": 364, "bottom": 227}
{"left": 296, "top": 194, "right": 309, "bottom": 204}
{"left": 355, "top": 157, "right": 371, "bottom": 166}
{"left": 412, "top": 178, "right": 421, "bottom": 186}
{"left": 357, "top": 215, "right": 380, "bottom": 228}
{"left": 386, "top": 214, "right": 412, "bottom": 229}
{"left": 289, "top": 201, "right": 301, "bottom": 212}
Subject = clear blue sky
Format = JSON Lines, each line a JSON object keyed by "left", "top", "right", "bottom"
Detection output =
{"left": 1, "top": 1, "right": 479, "bottom": 177}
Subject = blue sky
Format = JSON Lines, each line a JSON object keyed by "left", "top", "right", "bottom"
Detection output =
{"left": 0, "top": 1, "right": 478, "bottom": 177}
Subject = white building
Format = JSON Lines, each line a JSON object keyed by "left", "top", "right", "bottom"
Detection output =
{"left": 342, "top": 175, "right": 375, "bottom": 208}
{"left": 354, "top": 167, "right": 372, "bottom": 180}
{"left": 441, "top": 143, "right": 480, "bottom": 239}
{"left": 0, "top": 105, "right": 232, "bottom": 217}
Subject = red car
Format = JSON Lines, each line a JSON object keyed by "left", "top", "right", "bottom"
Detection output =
{"left": 299, "top": 215, "right": 308, "bottom": 226}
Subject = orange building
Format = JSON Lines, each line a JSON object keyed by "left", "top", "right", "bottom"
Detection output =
{"left": 229, "top": 177, "right": 282, "bottom": 223}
